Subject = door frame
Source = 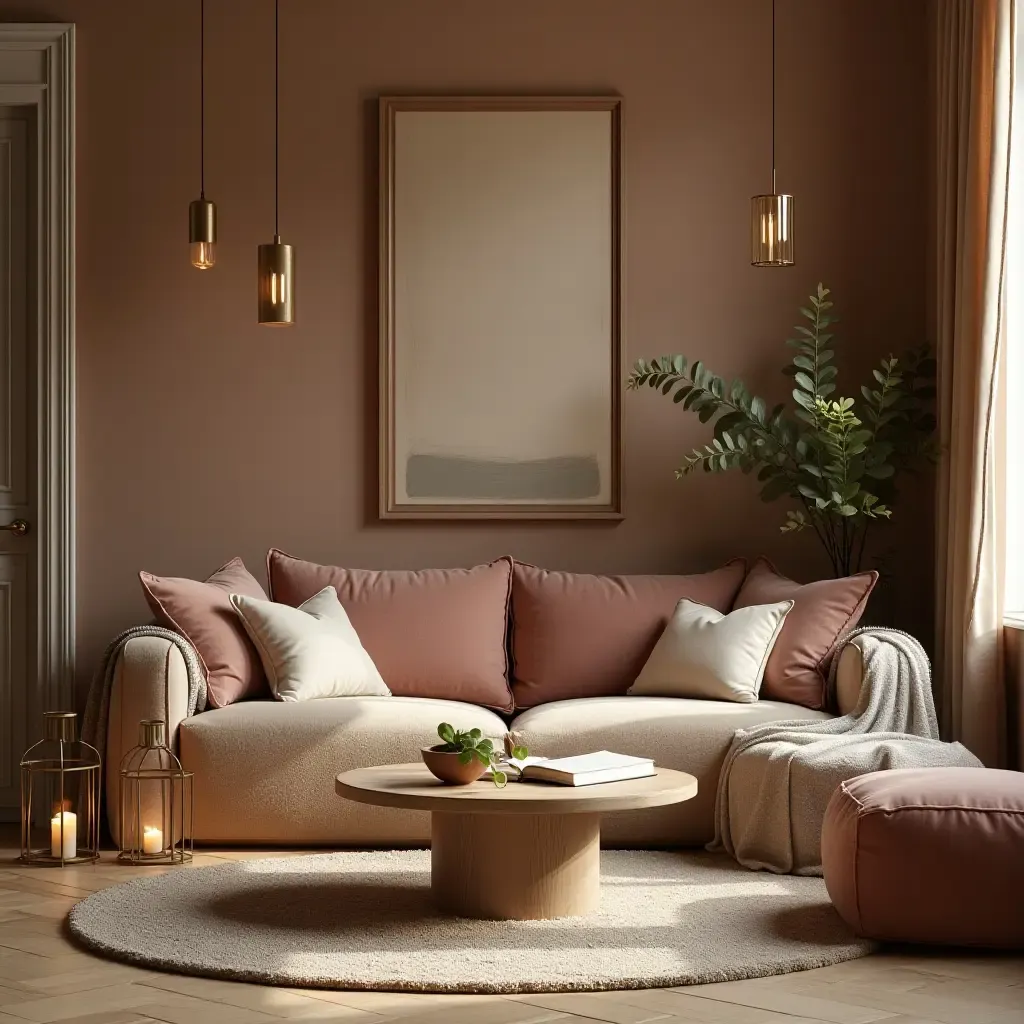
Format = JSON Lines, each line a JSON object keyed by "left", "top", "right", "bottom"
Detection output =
{"left": 0, "top": 24, "right": 75, "bottom": 721}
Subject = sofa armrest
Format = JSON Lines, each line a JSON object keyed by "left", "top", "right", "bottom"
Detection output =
{"left": 105, "top": 636, "right": 191, "bottom": 845}
{"left": 834, "top": 639, "right": 865, "bottom": 717}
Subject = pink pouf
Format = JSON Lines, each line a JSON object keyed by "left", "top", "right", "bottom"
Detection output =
{"left": 822, "top": 767, "right": 1024, "bottom": 949}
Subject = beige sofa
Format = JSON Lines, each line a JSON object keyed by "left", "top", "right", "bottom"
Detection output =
{"left": 105, "top": 635, "right": 866, "bottom": 847}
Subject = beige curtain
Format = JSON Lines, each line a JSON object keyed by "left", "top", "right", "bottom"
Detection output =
{"left": 935, "top": 0, "right": 1015, "bottom": 767}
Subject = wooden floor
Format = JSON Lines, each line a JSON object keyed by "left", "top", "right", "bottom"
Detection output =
{"left": 0, "top": 835, "right": 1020, "bottom": 1024}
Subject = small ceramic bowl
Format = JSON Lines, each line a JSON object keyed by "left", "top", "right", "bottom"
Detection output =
{"left": 421, "top": 745, "right": 487, "bottom": 785}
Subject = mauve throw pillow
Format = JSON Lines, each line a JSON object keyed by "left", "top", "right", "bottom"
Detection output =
{"left": 267, "top": 550, "right": 515, "bottom": 711}
{"left": 732, "top": 557, "right": 878, "bottom": 709}
{"left": 510, "top": 560, "right": 747, "bottom": 709}
{"left": 139, "top": 557, "right": 270, "bottom": 708}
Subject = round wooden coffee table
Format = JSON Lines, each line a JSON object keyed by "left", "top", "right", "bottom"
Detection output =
{"left": 335, "top": 763, "right": 697, "bottom": 920}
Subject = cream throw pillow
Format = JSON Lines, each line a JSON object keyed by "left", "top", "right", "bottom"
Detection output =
{"left": 230, "top": 587, "right": 390, "bottom": 702}
{"left": 628, "top": 598, "right": 793, "bottom": 703}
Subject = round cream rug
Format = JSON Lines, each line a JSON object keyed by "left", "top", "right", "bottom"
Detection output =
{"left": 68, "top": 850, "right": 874, "bottom": 993}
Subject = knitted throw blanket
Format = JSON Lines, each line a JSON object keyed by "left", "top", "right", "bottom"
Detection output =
{"left": 710, "top": 626, "right": 983, "bottom": 875}
{"left": 81, "top": 626, "right": 207, "bottom": 768}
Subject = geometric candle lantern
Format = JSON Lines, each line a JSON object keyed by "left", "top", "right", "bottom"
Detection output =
{"left": 118, "top": 719, "right": 194, "bottom": 865}
{"left": 20, "top": 712, "right": 101, "bottom": 866}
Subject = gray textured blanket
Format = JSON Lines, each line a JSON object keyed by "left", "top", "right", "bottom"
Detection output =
{"left": 81, "top": 626, "right": 207, "bottom": 767}
{"left": 710, "top": 627, "right": 982, "bottom": 875}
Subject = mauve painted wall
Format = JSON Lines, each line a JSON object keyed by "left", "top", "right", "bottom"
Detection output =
{"left": 4, "top": 0, "right": 931, "bottom": 695}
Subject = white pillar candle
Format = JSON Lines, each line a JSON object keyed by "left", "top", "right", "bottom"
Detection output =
{"left": 142, "top": 826, "right": 163, "bottom": 855}
{"left": 50, "top": 810, "right": 76, "bottom": 860}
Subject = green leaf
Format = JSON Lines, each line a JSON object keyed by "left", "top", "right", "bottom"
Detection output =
{"left": 511, "top": 745, "right": 529, "bottom": 760}
{"left": 468, "top": 728, "right": 482, "bottom": 741}
{"left": 792, "top": 389, "right": 816, "bottom": 412}
{"left": 750, "top": 397, "right": 767, "bottom": 424}
{"left": 458, "top": 749, "right": 474, "bottom": 764}
{"left": 794, "top": 371, "right": 816, "bottom": 393}
{"left": 837, "top": 504, "right": 858, "bottom": 517}
{"left": 792, "top": 354, "right": 815, "bottom": 372}
{"left": 438, "top": 723, "right": 454, "bottom": 744}
{"left": 672, "top": 385, "right": 692, "bottom": 404}
{"left": 491, "top": 770, "right": 508, "bottom": 788}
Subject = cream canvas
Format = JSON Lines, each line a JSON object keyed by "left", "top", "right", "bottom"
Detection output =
{"left": 230, "top": 587, "right": 390, "bottom": 702}
{"left": 380, "top": 98, "right": 621, "bottom": 519}
{"left": 629, "top": 598, "right": 794, "bottom": 703}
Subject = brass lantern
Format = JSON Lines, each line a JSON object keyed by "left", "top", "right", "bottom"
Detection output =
{"left": 20, "top": 712, "right": 101, "bottom": 866}
{"left": 118, "top": 720, "right": 194, "bottom": 865}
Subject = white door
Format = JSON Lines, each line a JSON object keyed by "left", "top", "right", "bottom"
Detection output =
{"left": 0, "top": 107, "right": 35, "bottom": 811}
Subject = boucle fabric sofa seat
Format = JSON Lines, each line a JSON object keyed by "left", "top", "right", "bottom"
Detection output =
{"left": 512, "top": 696, "right": 829, "bottom": 846}
{"left": 822, "top": 767, "right": 1024, "bottom": 948}
{"left": 180, "top": 696, "right": 506, "bottom": 846}
{"left": 105, "top": 635, "right": 848, "bottom": 847}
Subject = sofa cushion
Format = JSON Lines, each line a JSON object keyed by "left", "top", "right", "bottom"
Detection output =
{"left": 510, "top": 696, "right": 830, "bottom": 845}
{"left": 510, "top": 560, "right": 747, "bottom": 708}
{"left": 230, "top": 588, "right": 390, "bottom": 702}
{"left": 179, "top": 696, "right": 507, "bottom": 845}
{"left": 628, "top": 598, "right": 793, "bottom": 703}
{"left": 822, "top": 767, "right": 1024, "bottom": 948}
{"left": 140, "top": 557, "right": 269, "bottom": 708}
{"left": 267, "top": 550, "right": 514, "bottom": 711}
{"left": 733, "top": 558, "right": 877, "bottom": 710}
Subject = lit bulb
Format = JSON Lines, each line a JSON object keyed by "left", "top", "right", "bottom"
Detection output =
{"left": 191, "top": 240, "right": 215, "bottom": 269}
{"left": 189, "top": 198, "right": 217, "bottom": 271}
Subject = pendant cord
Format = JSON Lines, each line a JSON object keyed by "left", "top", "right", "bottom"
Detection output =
{"left": 771, "top": 0, "right": 776, "bottom": 194}
{"left": 274, "top": 0, "right": 278, "bottom": 235}
{"left": 200, "top": 0, "right": 205, "bottom": 198}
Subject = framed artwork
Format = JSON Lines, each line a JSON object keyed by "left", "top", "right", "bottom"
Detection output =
{"left": 378, "top": 95, "right": 622, "bottom": 520}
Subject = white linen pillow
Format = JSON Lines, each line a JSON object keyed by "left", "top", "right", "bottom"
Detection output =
{"left": 627, "top": 598, "right": 793, "bottom": 703}
{"left": 229, "top": 587, "right": 390, "bottom": 702}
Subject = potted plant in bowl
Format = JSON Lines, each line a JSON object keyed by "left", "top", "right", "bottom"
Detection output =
{"left": 423, "top": 724, "right": 528, "bottom": 787}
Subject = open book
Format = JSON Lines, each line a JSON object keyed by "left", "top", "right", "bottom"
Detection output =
{"left": 488, "top": 751, "right": 656, "bottom": 787}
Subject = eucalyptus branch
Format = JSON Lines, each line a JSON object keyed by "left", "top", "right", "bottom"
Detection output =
{"left": 628, "top": 284, "right": 935, "bottom": 577}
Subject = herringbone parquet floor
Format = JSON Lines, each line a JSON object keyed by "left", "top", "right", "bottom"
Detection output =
{"left": 0, "top": 831, "right": 1020, "bottom": 1024}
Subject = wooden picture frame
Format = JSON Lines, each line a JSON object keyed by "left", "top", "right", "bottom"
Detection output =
{"left": 379, "top": 95, "right": 623, "bottom": 520}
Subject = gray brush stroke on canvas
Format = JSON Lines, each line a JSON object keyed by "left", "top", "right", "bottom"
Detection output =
{"left": 406, "top": 453, "right": 601, "bottom": 501}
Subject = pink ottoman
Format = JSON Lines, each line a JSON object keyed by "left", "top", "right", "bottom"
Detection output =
{"left": 822, "top": 767, "right": 1024, "bottom": 948}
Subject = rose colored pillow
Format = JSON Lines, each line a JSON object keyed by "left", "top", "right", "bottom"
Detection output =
{"left": 510, "top": 559, "right": 747, "bottom": 709}
{"left": 139, "top": 557, "right": 270, "bottom": 709}
{"left": 732, "top": 557, "right": 878, "bottom": 709}
{"left": 267, "top": 550, "right": 514, "bottom": 711}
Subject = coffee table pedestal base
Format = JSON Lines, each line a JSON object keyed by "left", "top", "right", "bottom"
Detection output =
{"left": 431, "top": 810, "right": 600, "bottom": 920}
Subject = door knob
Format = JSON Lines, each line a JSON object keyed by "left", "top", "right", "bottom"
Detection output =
{"left": 0, "top": 519, "right": 29, "bottom": 537}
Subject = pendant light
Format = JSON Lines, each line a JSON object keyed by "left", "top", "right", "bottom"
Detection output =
{"left": 189, "top": 0, "right": 216, "bottom": 269}
{"left": 257, "top": 0, "right": 294, "bottom": 325}
{"left": 751, "top": 0, "right": 793, "bottom": 267}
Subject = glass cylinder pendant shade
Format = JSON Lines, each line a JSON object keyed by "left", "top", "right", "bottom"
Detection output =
{"left": 189, "top": 197, "right": 217, "bottom": 269}
{"left": 257, "top": 235, "right": 294, "bottom": 325}
{"left": 751, "top": 193, "right": 794, "bottom": 266}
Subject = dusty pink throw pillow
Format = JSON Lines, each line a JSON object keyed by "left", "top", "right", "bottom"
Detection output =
{"left": 510, "top": 560, "right": 748, "bottom": 709}
{"left": 139, "top": 557, "right": 270, "bottom": 708}
{"left": 267, "top": 550, "right": 515, "bottom": 711}
{"left": 732, "top": 557, "right": 877, "bottom": 709}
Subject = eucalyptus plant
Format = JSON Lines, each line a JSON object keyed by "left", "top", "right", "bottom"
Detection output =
{"left": 626, "top": 285, "right": 936, "bottom": 578}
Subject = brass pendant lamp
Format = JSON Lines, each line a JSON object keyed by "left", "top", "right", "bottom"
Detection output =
{"left": 257, "top": 0, "right": 294, "bottom": 325}
{"left": 751, "top": 0, "right": 793, "bottom": 267}
{"left": 189, "top": 0, "right": 216, "bottom": 269}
